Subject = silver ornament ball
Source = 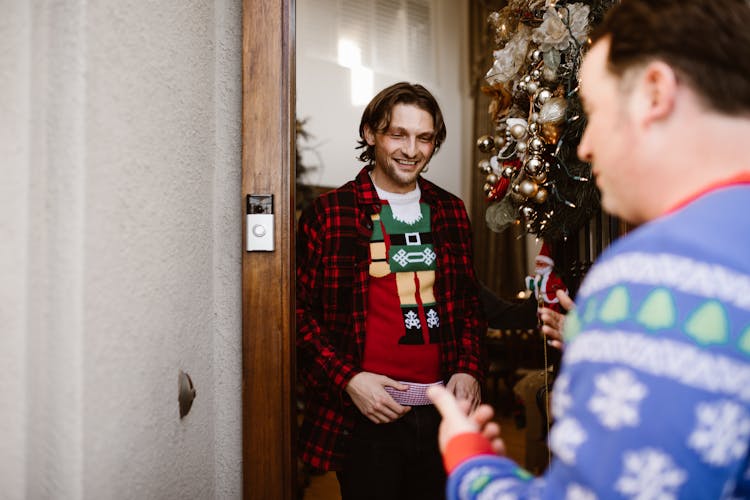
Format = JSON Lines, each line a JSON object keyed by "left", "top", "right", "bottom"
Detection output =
{"left": 524, "top": 157, "right": 543, "bottom": 174}
{"left": 535, "top": 89, "right": 553, "bottom": 106}
{"left": 528, "top": 136, "right": 545, "bottom": 153}
{"left": 478, "top": 159, "right": 492, "bottom": 173}
{"left": 509, "top": 123, "right": 527, "bottom": 140}
{"left": 519, "top": 179, "right": 539, "bottom": 198}
{"left": 477, "top": 135, "right": 495, "bottom": 153}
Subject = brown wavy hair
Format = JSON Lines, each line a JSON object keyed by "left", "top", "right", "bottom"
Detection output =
{"left": 356, "top": 82, "right": 447, "bottom": 163}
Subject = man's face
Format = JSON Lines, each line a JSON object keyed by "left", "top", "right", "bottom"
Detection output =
{"left": 365, "top": 103, "right": 436, "bottom": 193}
{"left": 578, "top": 38, "right": 641, "bottom": 222}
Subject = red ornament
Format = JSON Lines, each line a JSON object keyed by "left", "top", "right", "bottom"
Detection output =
{"left": 487, "top": 177, "right": 510, "bottom": 201}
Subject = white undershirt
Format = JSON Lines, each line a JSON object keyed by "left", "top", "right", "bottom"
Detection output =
{"left": 372, "top": 182, "right": 423, "bottom": 224}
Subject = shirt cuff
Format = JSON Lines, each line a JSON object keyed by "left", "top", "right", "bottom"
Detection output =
{"left": 443, "top": 432, "right": 496, "bottom": 473}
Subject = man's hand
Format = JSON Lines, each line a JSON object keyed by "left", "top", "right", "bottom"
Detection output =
{"left": 445, "top": 373, "right": 481, "bottom": 412}
{"left": 345, "top": 372, "right": 411, "bottom": 424}
{"left": 539, "top": 289, "right": 575, "bottom": 350}
{"left": 427, "top": 385, "right": 506, "bottom": 456}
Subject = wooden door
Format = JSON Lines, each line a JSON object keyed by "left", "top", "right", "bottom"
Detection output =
{"left": 242, "top": 0, "right": 296, "bottom": 498}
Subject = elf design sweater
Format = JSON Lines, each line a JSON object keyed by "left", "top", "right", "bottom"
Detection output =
{"left": 364, "top": 196, "right": 441, "bottom": 384}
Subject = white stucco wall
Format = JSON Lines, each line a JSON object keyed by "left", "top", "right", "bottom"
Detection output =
{"left": 0, "top": 1, "right": 243, "bottom": 498}
{"left": 297, "top": 0, "right": 473, "bottom": 201}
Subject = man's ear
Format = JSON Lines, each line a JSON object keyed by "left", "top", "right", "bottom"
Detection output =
{"left": 635, "top": 61, "right": 677, "bottom": 125}
{"left": 363, "top": 125, "right": 376, "bottom": 146}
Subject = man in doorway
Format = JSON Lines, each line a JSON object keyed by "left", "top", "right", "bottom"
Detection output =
{"left": 296, "top": 82, "right": 487, "bottom": 499}
{"left": 428, "top": 0, "right": 750, "bottom": 498}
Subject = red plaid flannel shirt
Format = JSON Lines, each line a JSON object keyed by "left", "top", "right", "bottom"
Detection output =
{"left": 296, "top": 167, "right": 487, "bottom": 471}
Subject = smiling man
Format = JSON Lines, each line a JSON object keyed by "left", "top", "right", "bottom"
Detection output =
{"left": 296, "top": 82, "right": 487, "bottom": 499}
{"left": 429, "top": 0, "right": 750, "bottom": 498}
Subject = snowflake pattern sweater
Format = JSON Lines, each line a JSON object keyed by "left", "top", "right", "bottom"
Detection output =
{"left": 446, "top": 182, "right": 750, "bottom": 499}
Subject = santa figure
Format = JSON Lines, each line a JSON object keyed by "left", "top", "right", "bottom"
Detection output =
{"left": 525, "top": 243, "right": 567, "bottom": 313}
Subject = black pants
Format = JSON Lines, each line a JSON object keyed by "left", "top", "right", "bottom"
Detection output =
{"left": 337, "top": 405, "right": 446, "bottom": 500}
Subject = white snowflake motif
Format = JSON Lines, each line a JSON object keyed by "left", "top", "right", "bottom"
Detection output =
{"left": 549, "top": 418, "right": 586, "bottom": 465}
{"left": 615, "top": 448, "right": 686, "bottom": 500}
{"left": 565, "top": 483, "right": 597, "bottom": 500}
{"left": 588, "top": 368, "right": 647, "bottom": 429}
{"left": 551, "top": 373, "right": 572, "bottom": 420}
{"left": 688, "top": 400, "right": 750, "bottom": 467}
{"left": 426, "top": 308, "right": 440, "bottom": 328}
{"left": 403, "top": 310, "right": 421, "bottom": 329}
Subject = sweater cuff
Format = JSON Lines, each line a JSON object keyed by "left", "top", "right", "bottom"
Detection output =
{"left": 443, "top": 432, "right": 495, "bottom": 473}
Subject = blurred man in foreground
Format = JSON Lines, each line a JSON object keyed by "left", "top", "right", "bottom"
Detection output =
{"left": 429, "top": 0, "right": 750, "bottom": 497}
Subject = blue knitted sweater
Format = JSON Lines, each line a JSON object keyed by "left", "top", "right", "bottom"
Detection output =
{"left": 448, "top": 183, "right": 750, "bottom": 499}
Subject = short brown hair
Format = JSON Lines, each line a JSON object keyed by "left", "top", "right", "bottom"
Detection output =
{"left": 591, "top": 0, "right": 750, "bottom": 116}
{"left": 357, "top": 82, "right": 447, "bottom": 163}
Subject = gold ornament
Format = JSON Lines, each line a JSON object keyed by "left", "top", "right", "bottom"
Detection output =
{"left": 533, "top": 187, "right": 549, "bottom": 204}
{"left": 540, "top": 122, "right": 561, "bottom": 144}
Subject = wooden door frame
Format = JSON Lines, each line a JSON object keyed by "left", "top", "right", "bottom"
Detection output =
{"left": 241, "top": 0, "right": 296, "bottom": 498}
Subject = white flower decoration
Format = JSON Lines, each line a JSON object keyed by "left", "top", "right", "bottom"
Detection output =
{"left": 486, "top": 24, "right": 532, "bottom": 85}
{"left": 532, "top": 3, "right": 590, "bottom": 52}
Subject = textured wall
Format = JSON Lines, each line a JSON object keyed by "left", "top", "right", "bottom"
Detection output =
{"left": 0, "top": 1, "right": 30, "bottom": 497}
{"left": 0, "top": 0, "right": 243, "bottom": 498}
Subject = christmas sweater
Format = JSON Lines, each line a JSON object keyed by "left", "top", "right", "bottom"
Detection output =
{"left": 363, "top": 188, "right": 441, "bottom": 384}
{"left": 446, "top": 182, "right": 750, "bottom": 499}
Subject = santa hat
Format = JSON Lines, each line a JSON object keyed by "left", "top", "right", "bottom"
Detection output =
{"left": 535, "top": 242, "right": 554, "bottom": 269}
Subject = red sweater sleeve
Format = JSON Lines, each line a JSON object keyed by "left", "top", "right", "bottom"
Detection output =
{"left": 443, "top": 432, "right": 496, "bottom": 473}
